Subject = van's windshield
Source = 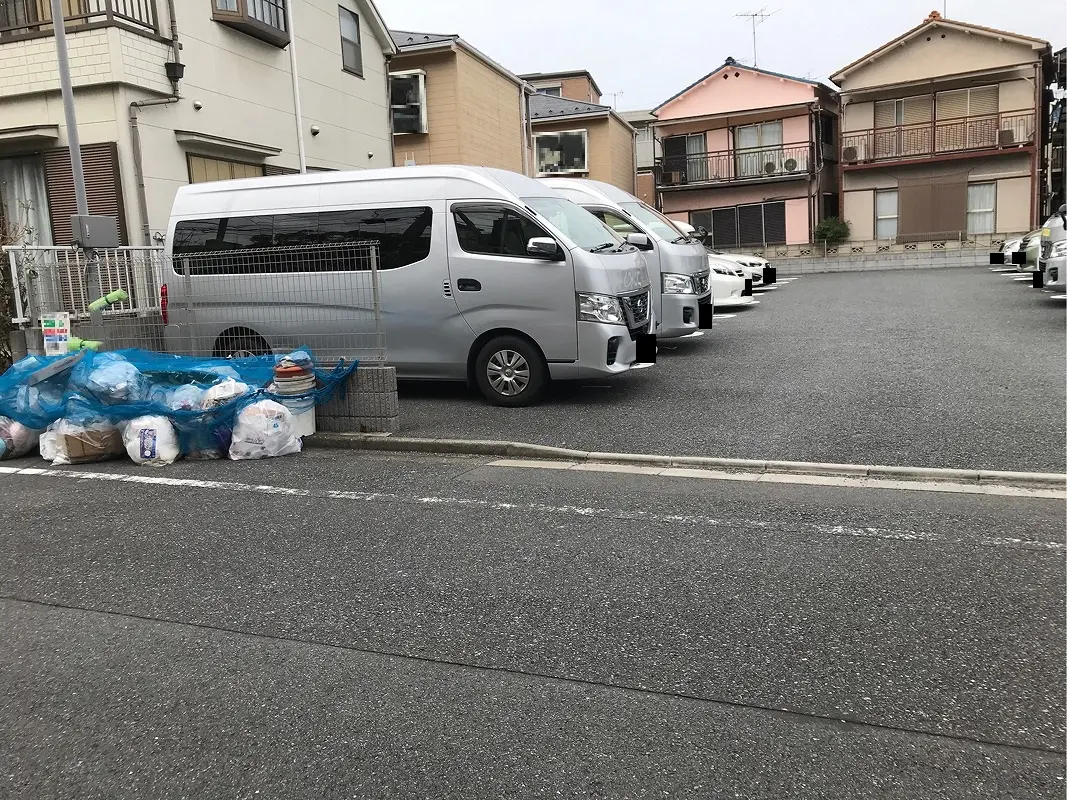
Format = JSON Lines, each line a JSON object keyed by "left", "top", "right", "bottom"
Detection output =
{"left": 523, "top": 197, "right": 625, "bottom": 252}
{"left": 620, "top": 202, "right": 693, "bottom": 244}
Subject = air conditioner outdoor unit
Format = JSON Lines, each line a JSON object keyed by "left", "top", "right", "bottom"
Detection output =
{"left": 842, "top": 142, "right": 868, "bottom": 163}
{"left": 663, "top": 170, "right": 683, "bottom": 185}
{"left": 763, "top": 162, "right": 778, "bottom": 174}
{"left": 783, "top": 157, "right": 798, "bottom": 172}
{"left": 997, "top": 129, "right": 1016, "bottom": 146}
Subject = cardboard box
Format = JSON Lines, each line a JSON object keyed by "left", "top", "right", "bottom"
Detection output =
{"left": 62, "top": 427, "right": 124, "bottom": 464}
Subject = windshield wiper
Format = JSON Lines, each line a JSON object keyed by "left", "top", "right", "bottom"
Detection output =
{"left": 589, "top": 242, "right": 617, "bottom": 253}
{"left": 670, "top": 235, "right": 690, "bottom": 244}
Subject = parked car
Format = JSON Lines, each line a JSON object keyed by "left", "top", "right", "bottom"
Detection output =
{"left": 538, "top": 178, "right": 712, "bottom": 337}
{"left": 1039, "top": 205, "right": 1066, "bottom": 292}
{"left": 164, "top": 165, "right": 655, "bottom": 407}
{"left": 708, "top": 258, "right": 753, "bottom": 309}
{"left": 674, "top": 221, "right": 766, "bottom": 284}
{"left": 990, "top": 232, "right": 1030, "bottom": 267}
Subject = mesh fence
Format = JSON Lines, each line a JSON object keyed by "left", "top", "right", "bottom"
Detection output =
{"left": 7, "top": 242, "right": 386, "bottom": 364}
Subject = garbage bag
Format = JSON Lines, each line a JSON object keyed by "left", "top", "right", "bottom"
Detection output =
{"left": 39, "top": 422, "right": 59, "bottom": 463}
{"left": 122, "top": 415, "right": 180, "bottom": 467}
{"left": 0, "top": 415, "right": 42, "bottom": 460}
{"left": 228, "top": 400, "right": 302, "bottom": 460}
{"left": 52, "top": 418, "right": 125, "bottom": 465}
{"left": 78, "top": 354, "right": 147, "bottom": 405}
{"left": 168, "top": 384, "right": 206, "bottom": 411}
{"left": 202, "top": 379, "right": 250, "bottom": 408}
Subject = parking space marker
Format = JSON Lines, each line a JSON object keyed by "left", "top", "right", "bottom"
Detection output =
{"left": 713, "top": 313, "right": 737, "bottom": 319}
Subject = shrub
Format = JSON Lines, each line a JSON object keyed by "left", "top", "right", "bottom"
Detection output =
{"left": 814, "top": 216, "right": 851, "bottom": 246}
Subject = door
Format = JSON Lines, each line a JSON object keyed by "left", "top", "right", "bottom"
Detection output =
{"left": 662, "top": 135, "right": 688, "bottom": 182}
{"left": 448, "top": 203, "right": 577, "bottom": 361}
{"left": 686, "top": 133, "right": 708, "bottom": 183}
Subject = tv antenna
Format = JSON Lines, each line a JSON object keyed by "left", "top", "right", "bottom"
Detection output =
{"left": 736, "top": 7, "right": 778, "bottom": 67}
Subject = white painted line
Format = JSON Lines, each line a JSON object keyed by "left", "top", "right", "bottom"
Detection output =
{"left": 991, "top": 267, "right": 1017, "bottom": 272}
{"left": 490, "top": 459, "right": 578, "bottom": 470}
{"left": 486, "top": 458, "right": 1066, "bottom": 501}
{"left": 713, "top": 313, "right": 737, "bottom": 319}
{"left": 3, "top": 464, "right": 1060, "bottom": 552}
{"left": 1048, "top": 294, "right": 1067, "bottom": 300}
{"left": 631, "top": 362, "right": 655, "bottom": 370}
{"left": 680, "top": 330, "right": 705, "bottom": 339}
{"left": 749, "top": 300, "right": 761, "bottom": 305}
{"left": 1011, "top": 276, "right": 1033, "bottom": 281}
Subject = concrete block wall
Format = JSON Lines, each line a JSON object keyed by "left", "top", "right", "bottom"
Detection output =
{"left": 317, "top": 365, "right": 400, "bottom": 434}
{"left": 774, "top": 249, "right": 989, "bottom": 275}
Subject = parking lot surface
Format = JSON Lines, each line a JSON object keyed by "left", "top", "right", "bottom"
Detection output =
{"left": 2, "top": 450, "right": 1064, "bottom": 798}
{"left": 398, "top": 267, "right": 1067, "bottom": 473}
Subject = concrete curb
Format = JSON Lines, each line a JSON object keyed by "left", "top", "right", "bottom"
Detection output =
{"left": 306, "top": 434, "right": 1067, "bottom": 490}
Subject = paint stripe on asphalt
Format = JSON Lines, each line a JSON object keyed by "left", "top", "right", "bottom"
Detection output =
{"left": 1, "top": 465, "right": 1061, "bottom": 552}
{"left": 486, "top": 459, "right": 1067, "bottom": 501}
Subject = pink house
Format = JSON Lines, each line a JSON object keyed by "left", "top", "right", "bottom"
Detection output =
{"left": 652, "top": 57, "right": 840, "bottom": 248}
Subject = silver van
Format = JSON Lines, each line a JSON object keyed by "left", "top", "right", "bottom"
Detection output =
{"left": 163, "top": 166, "right": 655, "bottom": 406}
{"left": 1039, "top": 204, "right": 1066, "bottom": 292}
{"left": 540, "top": 178, "right": 712, "bottom": 338}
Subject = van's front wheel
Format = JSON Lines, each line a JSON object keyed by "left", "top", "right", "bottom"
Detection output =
{"left": 474, "top": 336, "right": 547, "bottom": 407}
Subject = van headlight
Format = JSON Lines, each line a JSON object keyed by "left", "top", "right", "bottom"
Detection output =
{"left": 577, "top": 293, "right": 624, "bottom": 324}
{"left": 1052, "top": 240, "right": 1067, "bottom": 258}
{"left": 662, "top": 273, "right": 695, "bottom": 294}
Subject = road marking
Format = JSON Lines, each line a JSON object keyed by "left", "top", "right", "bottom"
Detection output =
{"left": 1048, "top": 294, "right": 1067, "bottom": 300}
{"left": 713, "top": 313, "right": 737, "bottom": 319}
{"left": 1, "top": 465, "right": 1060, "bottom": 553}
{"left": 990, "top": 268, "right": 1017, "bottom": 272}
{"left": 679, "top": 330, "right": 705, "bottom": 338}
{"left": 487, "top": 459, "right": 1067, "bottom": 501}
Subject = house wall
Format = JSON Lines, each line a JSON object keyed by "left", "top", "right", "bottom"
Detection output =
{"left": 0, "top": 0, "right": 394, "bottom": 243}
{"left": 532, "top": 116, "right": 633, "bottom": 189}
{"left": 661, "top": 181, "right": 813, "bottom": 244}
{"left": 657, "top": 67, "right": 816, "bottom": 121}
{"left": 843, "top": 190, "right": 876, "bottom": 239}
{"left": 561, "top": 76, "right": 598, "bottom": 103}
{"left": 836, "top": 27, "right": 1040, "bottom": 91}
{"left": 390, "top": 51, "right": 459, "bottom": 167}
{"left": 608, "top": 116, "right": 636, "bottom": 193}
{"left": 455, "top": 48, "right": 524, "bottom": 171}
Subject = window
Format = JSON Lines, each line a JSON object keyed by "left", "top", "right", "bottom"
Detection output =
{"left": 188, "top": 155, "right": 265, "bottom": 184}
{"left": 538, "top": 86, "right": 562, "bottom": 97}
{"left": 734, "top": 121, "right": 784, "bottom": 178}
{"left": 534, "top": 131, "right": 588, "bottom": 175}
{"left": 211, "top": 0, "right": 288, "bottom": 47}
{"left": 635, "top": 127, "right": 652, "bottom": 143}
{"left": 591, "top": 209, "right": 639, "bottom": 236}
{"left": 875, "top": 190, "right": 898, "bottom": 240}
{"left": 453, "top": 206, "right": 551, "bottom": 258}
{"left": 390, "top": 71, "right": 427, "bottom": 134}
{"left": 172, "top": 207, "right": 433, "bottom": 272}
{"left": 0, "top": 155, "right": 52, "bottom": 245}
{"left": 966, "top": 183, "right": 996, "bottom": 234}
{"left": 820, "top": 114, "right": 837, "bottom": 147}
{"left": 688, "top": 202, "right": 785, "bottom": 248}
{"left": 339, "top": 6, "right": 362, "bottom": 76}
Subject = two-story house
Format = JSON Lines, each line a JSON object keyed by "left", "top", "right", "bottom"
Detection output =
{"left": 520, "top": 70, "right": 636, "bottom": 193}
{"left": 0, "top": 0, "right": 395, "bottom": 247}
{"left": 622, "top": 109, "right": 659, "bottom": 206}
{"left": 832, "top": 12, "right": 1053, "bottom": 241}
{"left": 388, "top": 30, "right": 533, "bottom": 173}
{"left": 651, "top": 57, "right": 840, "bottom": 248}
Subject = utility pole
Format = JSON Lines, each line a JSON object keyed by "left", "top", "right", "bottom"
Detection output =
{"left": 284, "top": 0, "right": 307, "bottom": 173}
{"left": 735, "top": 8, "right": 778, "bottom": 68}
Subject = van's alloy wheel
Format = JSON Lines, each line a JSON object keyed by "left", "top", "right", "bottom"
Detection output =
{"left": 474, "top": 336, "right": 546, "bottom": 407}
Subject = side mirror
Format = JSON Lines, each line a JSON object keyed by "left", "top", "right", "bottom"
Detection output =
{"left": 626, "top": 232, "right": 652, "bottom": 250}
{"left": 527, "top": 237, "right": 562, "bottom": 259}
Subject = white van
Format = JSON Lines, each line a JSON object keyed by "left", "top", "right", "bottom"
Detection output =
{"left": 163, "top": 166, "right": 655, "bottom": 406}
{"left": 540, "top": 178, "right": 712, "bottom": 338}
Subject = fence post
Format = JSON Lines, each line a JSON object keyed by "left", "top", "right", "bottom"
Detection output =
{"left": 369, "top": 245, "right": 385, "bottom": 363}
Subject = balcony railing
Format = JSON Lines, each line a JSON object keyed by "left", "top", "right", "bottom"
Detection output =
{"left": 841, "top": 111, "right": 1035, "bottom": 165}
{"left": 657, "top": 142, "right": 814, "bottom": 187}
{"left": 0, "top": 0, "right": 157, "bottom": 38}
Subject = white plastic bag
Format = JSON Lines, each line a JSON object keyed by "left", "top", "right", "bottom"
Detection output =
{"left": 0, "top": 415, "right": 42, "bottom": 460}
{"left": 202, "top": 379, "right": 250, "bottom": 409}
{"left": 84, "top": 356, "right": 146, "bottom": 404}
{"left": 168, "top": 384, "right": 206, "bottom": 411}
{"left": 38, "top": 422, "right": 59, "bottom": 462}
{"left": 228, "top": 400, "right": 302, "bottom": 461}
{"left": 122, "top": 415, "right": 180, "bottom": 467}
{"left": 51, "top": 418, "right": 125, "bottom": 465}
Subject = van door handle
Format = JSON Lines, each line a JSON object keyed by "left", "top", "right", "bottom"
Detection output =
{"left": 457, "top": 278, "right": 481, "bottom": 292}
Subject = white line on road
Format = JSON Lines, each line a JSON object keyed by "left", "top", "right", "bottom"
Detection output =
{"left": 713, "top": 313, "right": 737, "bottom": 319}
{"left": 1, "top": 465, "right": 1062, "bottom": 553}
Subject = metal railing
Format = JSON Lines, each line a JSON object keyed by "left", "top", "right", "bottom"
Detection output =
{"left": 657, "top": 142, "right": 813, "bottom": 187}
{"left": 841, "top": 111, "right": 1035, "bottom": 164}
{"left": 0, "top": 0, "right": 157, "bottom": 38}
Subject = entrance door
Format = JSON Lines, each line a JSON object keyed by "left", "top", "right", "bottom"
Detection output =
{"left": 447, "top": 203, "right": 577, "bottom": 361}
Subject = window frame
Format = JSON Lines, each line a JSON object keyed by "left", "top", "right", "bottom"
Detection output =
{"left": 965, "top": 182, "right": 996, "bottom": 235}
{"left": 537, "top": 85, "right": 562, "bottom": 97}
{"left": 533, "top": 129, "right": 589, "bottom": 176}
{"left": 874, "top": 189, "right": 899, "bottom": 241}
{"left": 338, "top": 5, "right": 363, "bottom": 78}
{"left": 390, "top": 69, "right": 428, "bottom": 134}
{"left": 210, "top": 0, "right": 289, "bottom": 48}
{"left": 450, "top": 203, "right": 557, "bottom": 260}
{"left": 186, "top": 154, "right": 266, "bottom": 184}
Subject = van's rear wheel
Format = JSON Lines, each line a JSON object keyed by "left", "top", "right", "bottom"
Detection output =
{"left": 474, "top": 336, "right": 547, "bottom": 407}
{"left": 214, "top": 330, "right": 270, "bottom": 359}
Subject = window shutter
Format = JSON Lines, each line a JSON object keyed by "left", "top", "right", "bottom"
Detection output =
{"left": 737, "top": 204, "right": 764, "bottom": 246}
{"left": 264, "top": 164, "right": 299, "bottom": 176}
{"left": 935, "top": 89, "right": 967, "bottom": 120}
{"left": 874, "top": 101, "right": 897, "bottom": 129}
{"left": 968, "top": 85, "right": 998, "bottom": 117}
{"left": 902, "top": 95, "right": 932, "bottom": 125}
{"left": 763, "top": 202, "right": 786, "bottom": 245}
{"left": 711, "top": 208, "right": 737, "bottom": 248}
{"left": 43, "top": 142, "right": 127, "bottom": 246}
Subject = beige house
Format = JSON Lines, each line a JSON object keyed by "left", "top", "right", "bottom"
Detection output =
{"left": 389, "top": 30, "right": 533, "bottom": 173}
{"left": 0, "top": 0, "right": 396, "bottom": 246}
{"left": 523, "top": 72, "right": 636, "bottom": 193}
{"left": 832, "top": 12, "right": 1054, "bottom": 241}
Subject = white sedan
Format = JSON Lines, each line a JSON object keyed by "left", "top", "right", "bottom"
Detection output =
{"left": 709, "top": 258, "right": 754, "bottom": 308}
{"left": 674, "top": 221, "right": 766, "bottom": 284}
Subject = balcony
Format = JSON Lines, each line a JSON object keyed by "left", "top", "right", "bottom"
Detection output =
{"left": 841, "top": 111, "right": 1035, "bottom": 167}
{"left": 656, "top": 142, "right": 814, "bottom": 189}
{"left": 0, "top": 0, "right": 158, "bottom": 39}
{"left": 211, "top": 0, "right": 289, "bottom": 48}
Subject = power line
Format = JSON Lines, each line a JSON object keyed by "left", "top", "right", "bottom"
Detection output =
{"left": 735, "top": 7, "right": 778, "bottom": 67}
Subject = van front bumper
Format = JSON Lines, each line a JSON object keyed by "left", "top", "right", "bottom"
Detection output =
{"left": 549, "top": 321, "right": 649, "bottom": 381}
{"left": 1040, "top": 256, "right": 1066, "bottom": 291}
{"left": 658, "top": 292, "right": 705, "bottom": 339}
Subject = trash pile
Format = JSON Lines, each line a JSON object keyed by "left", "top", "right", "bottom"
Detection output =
{"left": 0, "top": 348, "right": 356, "bottom": 467}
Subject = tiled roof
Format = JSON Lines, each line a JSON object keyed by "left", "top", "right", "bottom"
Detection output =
{"left": 529, "top": 94, "right": 611, "bottom": 120}
{"left": 390, "top": 30, "right": 457, "bottom": 49}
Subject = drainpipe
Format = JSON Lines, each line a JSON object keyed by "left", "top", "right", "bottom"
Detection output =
{"left": 519, "top": 82, "right": 533, "bottom": 175}
{"left": 385, "top": 53, "right": 395, "bottom": 166}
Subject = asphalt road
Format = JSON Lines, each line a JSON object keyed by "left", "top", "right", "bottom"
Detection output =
{"left": 2, "top": 450, "right": 1064, "bottom": 798}
{"left": 397, "top": 268, "right": 1067, "bottom": 473}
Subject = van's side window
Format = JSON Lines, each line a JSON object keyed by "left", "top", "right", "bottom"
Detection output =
{"left": 172, "top": 206, "right": 433, "bottom": 273}
{"left": 453, "top": 207, "right": 550, "bottom": 258}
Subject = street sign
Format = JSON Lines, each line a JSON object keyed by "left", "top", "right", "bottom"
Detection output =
{"left": 41, "top": 312, "right": 71, "bottom": 356}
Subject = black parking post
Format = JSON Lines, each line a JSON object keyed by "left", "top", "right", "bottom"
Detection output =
{"left": 1033, "top": 270, "right": 1043, "bottom": 288}
{"left": 765, "top": 265, "right": 777, "bottom": 284}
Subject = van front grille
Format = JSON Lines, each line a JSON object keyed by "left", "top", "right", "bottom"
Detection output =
{"left": 1042, "top": 240, "right": 1053, "bottom": 260}
{"left": 693, "top": 271, "right": 710, "bottom": 296}
{"left": 621, "top": 291, "right": 650, "bottom": 328}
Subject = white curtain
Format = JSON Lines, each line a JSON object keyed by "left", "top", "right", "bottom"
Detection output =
{"left": 0, "top": 156, "right": 52, "bottom": 246}
{"left": 966, "top": 183, "right": 996, "bottom": 234}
